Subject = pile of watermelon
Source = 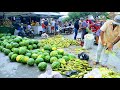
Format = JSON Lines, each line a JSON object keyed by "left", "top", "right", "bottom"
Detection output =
{"left": 0, "top": 33, "right": 77, "bottom": 72}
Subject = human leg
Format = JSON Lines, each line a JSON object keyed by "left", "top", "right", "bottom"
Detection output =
{"left": 74, "top": 28, "right": 78, "bottom": 40}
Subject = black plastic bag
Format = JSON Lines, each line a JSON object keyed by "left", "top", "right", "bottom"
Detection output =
{"left": 78, "top": 52, "right": 89, "bottom": 61}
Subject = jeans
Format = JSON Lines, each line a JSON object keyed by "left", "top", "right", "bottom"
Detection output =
{"left": 81, "top": 29, "right": 88, "bottom": 40}
{"left": 96, "top": 42, "right": 108, "bottom": 65}
{"left": 74, "top": 28, "right": 78, "bottom": 40}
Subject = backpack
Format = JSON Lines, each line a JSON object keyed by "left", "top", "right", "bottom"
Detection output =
{"left": 78, "top": 52, "right": 89, "bottom": 61}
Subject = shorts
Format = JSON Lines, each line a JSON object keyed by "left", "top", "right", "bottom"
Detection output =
{"left": 51, "top": 26, "right": 54, "bottom": 30}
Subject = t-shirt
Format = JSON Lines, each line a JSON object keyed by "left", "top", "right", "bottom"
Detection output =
{"left": 44, "top": 21, "right": 48, "bottom": 26}
{"left": 81, "top": 21, "right": 88, "bottom": 29}
{"left": 51, "top": 21, "right": 55, "bottom": 26}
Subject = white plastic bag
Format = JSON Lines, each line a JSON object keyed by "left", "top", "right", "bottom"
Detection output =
{"left": 14, "top": 29, "right": 19, "bottom": 36}
{"left": 83, "top": 34, "right": 94, "bottom": 49}
{"left": 38, "top": 68, "right": 62, "bottom": 78}
{"left": 107, "top": 52, "right": 120, "bottom": 72}
{"left": 83, "top": 68, "right": 102, "bottom": 78}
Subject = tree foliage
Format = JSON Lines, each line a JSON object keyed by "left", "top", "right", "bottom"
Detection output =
{"left": 62, "top": 12, "right": 109, "bottom": 23}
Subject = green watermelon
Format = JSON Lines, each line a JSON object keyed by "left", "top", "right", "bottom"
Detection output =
{"left": 33, "top": 44, "right": 37, "bottom": 49}
{"left": 51, "top": 61, "right": 61, "bottom": 70}
{"left": 44, "top": 45, "right": 52, "bottom": 51}
{"left": 35, "top": 58, "right": 44, "bottom": 65}
{"left": 14, "top": 38, "right": 21, "bottom": 43}
{"left": 38, "top": 62, "right": 47, "bottom": 71}
{"left": 19, "top": 47, "right": 27, "bottom": 55}
{"left": 13, "top": 48, "right": 19, "bottom": 54}
{"left": 0, "top": 46, "right": 3, "bottom": 51}
{"left": 4, "top": 49, "right": 11, "bottom": 55}
{"left": 31, "top": 54, "right": 38, "bottom": 59}
{"left": 19, "top": 42, "right": 25, "bottom": 46}
{"left": 57, "top": 55, "right": 63, "bottom": 59}
{"left": 28, "top": 45, "right": 33, "bottom": 50}
{"left": 8, "top": 52, "right": 14, "bottom": 58}
{"left": 22, "top": 56, "right": 29, "bottom": 64}
{"left": 57, "top": 49, "right": 64, "bottom": 55}
{"left": 11, "top": 54, "right": 18, "bottom": 62}
{"left": 62, "top": 56, "right": 70, "bottom": 61}
{"left": 16, "top": 55, "right": 24, "bottom": 62}
{"left": 43, "top": 52, "right": 49, "bottom": 56}
{"left": 50, "top": 51, "right": 58, "bottom": 57}
{"left": 44, "top": 55, "right": 50, "bottom": 63}
{"left": 34, "top": 40, "right": 38, "bottom": 44}
{"left": 12, "top": 43, "right": 19, "bottom": 48}
{"left": 50, "top": 57, "right": 58, "bottom": 64}
{"left": 25, "top": 53, "right": 32, "bottom": 57}
{"left": 27, "top": 58, "right": 35, "bottom": 66}
{"left": 6, "top": 44, "right": 12, "bottom": 49}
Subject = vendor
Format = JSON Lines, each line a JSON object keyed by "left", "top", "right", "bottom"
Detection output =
{"left": 94, "top": 15, "right": 120, "bottom": 67}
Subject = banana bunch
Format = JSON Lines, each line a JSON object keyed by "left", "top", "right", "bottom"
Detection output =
{"left": 53, "top": 58, "right": 92, "bottom": 78}
{"left": 99, "top": 67, "right": 120, "bottom": 78}
{"left": 39, "top": 35, "right": 79, "bottom": 48}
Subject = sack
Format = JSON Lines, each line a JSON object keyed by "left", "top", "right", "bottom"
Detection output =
{"left": 83, "top": 34, "right": 94, "bottom": 49}
{"left": 107, "top": 51, "right": 120, "bottom": 72}
{"left": 99, "top": 47, "right": 109, "bottom": 66}
{"left": 83, "top": 68, "right": 102, "bottom": 78}
{"left": 78, "top": 52, "right": 89, "bottom": 61}
{"left": 38, "top": 68, "right": 62, "bottom": 78}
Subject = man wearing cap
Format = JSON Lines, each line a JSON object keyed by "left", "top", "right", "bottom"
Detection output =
{"left": 94, "top": 15, "right": 120, "bottom": 66}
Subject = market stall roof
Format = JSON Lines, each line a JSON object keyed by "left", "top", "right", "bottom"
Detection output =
{"left": 0, "top": 12, "right": 64, "bottom": 17}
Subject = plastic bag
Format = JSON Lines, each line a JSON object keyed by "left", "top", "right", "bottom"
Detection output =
{"left": 107, "top": 51, "right": 120, "bottom": 72}
{"left": 99, "top": 47, "right": 110, "bottom": 66}
{"left": 14, "top": 29, "right": 19, "bottom": 36}
{"left": 78, "top": 52, "right": 89, "bottom": 61}
{"left": 38, "top": 68, "right": 63, "bottom": 78}
{"left": 83, "top": 68, "right": 102, "bottom": 78}
{"left": 83, "top": 34, "right": 94, "bottom": 49}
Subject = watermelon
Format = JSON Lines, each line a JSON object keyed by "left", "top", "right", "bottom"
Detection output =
{"left": 29, "top": 40, "right": 34, "bottom": 45}
{"left": 0, "top": 46, "right": 3, "bottom": 51}
{"left": 12, "top": 43, "right": 19, "bottom": 48}
{"left": 44, "top": 45, "right": 52, "bottom": 51}
{"left": 62, "top": 56, "right": 70, "bottom": 61}
{"left": 35, "top": 58, "right": 44, "bottom": 65}
{"left": 44, "top": 55, "right": 50, "bottom": 63}
{"left": 58, "top": 58, "right": 66, "bottom": 65}
{"left": 13, "top": 48, "right": 19, "bottom": 54}
{"left": 57, "top": 55, "right": 63, "bottom": 59}
{"left": 33, "top": 44, "right": 37, "bottom": 49}
{"left": 64, "top": 53, "right": 69, "bottom": 56}
{"left": 28, "top": 45, "right": 33, "bottom": 50}
{"left": 14, "top": 38, "right": 21, "bottom": 43}
{"left": 34, "top": 40, "right": 38, "bottom": 44}
{"left": 22, "top": 56, "right": 29, "bottom": 64}
{"left": 27, "top": 58, "right": 35, "bottom": 66}
{"left": 68, "top": 54, "right": 76, "bottom": 60}
{"left": 16, "top": 55, "right": 24, "bottom": 62}
{"left": 8, "top": 52, "right": 14, "bottom": 58}
{"left": 43, "top": 52, "right": 49, "bottom": 56}
{"left": 37, "top": 54, "right": 45, "bottom": 59}
{"left": 19, "top": 47, "right": 27, "bottom": 55}
{"left": 19, "top": 42, "right": 25, "bottom": 46}
{"left": 38, "top": 62, "right": 47, "bottom": 71}
{"left": 57, "top": 49, "right": 64, "bottom": 55}
{"left": 37, "top": 43, "right": 44, "bottom": 47}
{"left": 4, "top": 49, "right": 11, "bottom": 55}
{"left": 50, "top": 51, "right": 58, "bottom": 57}
{"left": 11, "top": 54, "right": 18, "bottom": 62}
{"left": 2, "top": 48, "right": 6, "bottom": 52}
{"left": 25, "top": 53, "right": 32, "bottom": 57}
{"left": 52, "top": 47, "right": 57, "bottom": 51}
{"left": 50, "top": 57, "right": 58, "bottom": 64}
{"left": 31, "top": 54, "right": 38, "bottom": 59}
{"left": 6, "top": 44, "right": 12, "bottom": 49}
{"left": 51, "top": 61, "right": 61, "bottom": 70}
{"left": 37, "top": 52, "right": 43, "bottom": 55}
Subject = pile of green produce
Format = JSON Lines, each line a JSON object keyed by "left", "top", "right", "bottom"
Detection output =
{"left": 99, "top": 67, "right": 120, "bottom": 78}
{"left": 39, "top": 35, "right": 79, "bottom": 48}
{"left": 52, "top": 58, "right": 92, "bottom": 78}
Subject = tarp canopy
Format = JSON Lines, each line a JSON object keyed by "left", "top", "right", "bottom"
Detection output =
{"left": 0, "top": 12, "right": 64, "bottom": 17}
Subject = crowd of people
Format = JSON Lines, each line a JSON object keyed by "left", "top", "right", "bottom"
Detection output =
{"left": 73, "top": 15, "right": 120, "bottom": 67}
{"left": 73, "top": 16, "right": 106, "bottom": 45}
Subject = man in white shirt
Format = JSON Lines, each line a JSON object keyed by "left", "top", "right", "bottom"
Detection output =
{"left": 51, "top": 19, "right": 55, "bottom": 33}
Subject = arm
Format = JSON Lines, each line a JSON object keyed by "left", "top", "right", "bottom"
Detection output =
{"left": 100, "top": 31, "right": 104, "bottom": 45}
{"left": 107, "top": 36, "right": 120, "bottom": 51}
